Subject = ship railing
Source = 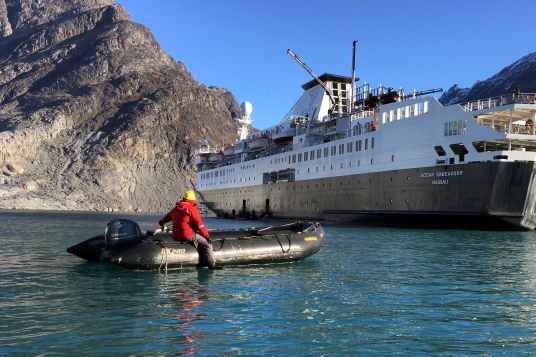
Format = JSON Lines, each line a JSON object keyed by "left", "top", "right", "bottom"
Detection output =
{"left": 459, "top": 93, "right": 536, "bottom": 112}
{"left": 491, "top": 123, "right": 536, "bottom": 135}
{"left": 351, "top": 110, "right": 374, "bottom": 120}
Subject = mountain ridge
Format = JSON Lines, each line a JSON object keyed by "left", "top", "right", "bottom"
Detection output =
{"left": 0, "top": 0, "right": 240, "bottom": 212}
{"left": 439, "top": 52, "right": 536, "bottom": 105}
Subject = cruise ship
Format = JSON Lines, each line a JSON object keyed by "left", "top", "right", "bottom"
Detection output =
{"left": 195, "top": 49, "right": 536, "bottom": 230}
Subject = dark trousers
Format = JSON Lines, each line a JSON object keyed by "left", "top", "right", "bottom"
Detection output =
{"left": 188, "top": 233, "right": 215, "bottom": 267}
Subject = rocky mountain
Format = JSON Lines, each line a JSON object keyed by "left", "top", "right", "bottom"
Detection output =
{"left": 0, "top": 0, "right": 241, "bottom": 212}
{"left": 439, "top": 52, "right": 536, "bottom": 106}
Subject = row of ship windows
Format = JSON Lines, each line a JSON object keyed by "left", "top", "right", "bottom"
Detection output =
{"left": 274, "top": 137, "right": 375, "bottom": 165}
{"left": 382, "top": 101, "right": 428, "bottom": 123}
{"left": 200, "top": 164, "right": 255, "bottom": 179}
{"left": 445, "top": 120, "right": 467, "bottom": 136}
{"left": 198, "top": 155, "right": 397, "bottom": 188}
{"left": 295, "top": 155, "right": 395, "bottom": 174}
{"left": 200, "top": 137, "right": 376, "bottom": 180}
{"left": 204, "top": 172, "right": 415, "bottom": 192}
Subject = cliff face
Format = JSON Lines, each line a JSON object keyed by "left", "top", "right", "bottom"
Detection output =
{"left": 0, "top": 0, "right": 240, "bottom": 212}
{"left": 439, "top": 52, "right": 536, "bottom": 106}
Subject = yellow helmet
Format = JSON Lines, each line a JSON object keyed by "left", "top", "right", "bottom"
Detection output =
{"left": 183, "top": 190, "right": 196, "bottom": 201}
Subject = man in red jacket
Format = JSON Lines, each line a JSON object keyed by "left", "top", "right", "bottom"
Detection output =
{"left": 159, "top": 190, "right": 219, "bottom": 268}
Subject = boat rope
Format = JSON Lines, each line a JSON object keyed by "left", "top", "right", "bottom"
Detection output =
{"left": 158, "top": 245, "right": 169, "bottom": 271}
{"left": 212, "top": 239, "right": 225, "bottom": 251}
{"left": 274, "top": 234, "right": 292, "bottom": 253}
{"left": 256, "top": 221, "right": 300, "bottom": 234}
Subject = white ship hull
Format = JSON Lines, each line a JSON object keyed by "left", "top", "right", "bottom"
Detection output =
{"left": 195, "top": 68, "right": 536, "bottom": 230}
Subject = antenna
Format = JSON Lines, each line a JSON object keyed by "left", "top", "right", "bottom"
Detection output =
{"left": 351, "top": 40, "right": 357, "bottom": 112}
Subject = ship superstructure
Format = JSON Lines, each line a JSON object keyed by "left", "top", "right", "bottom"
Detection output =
{"left": 194, "top": 49, "right": 536, "bottom": 230}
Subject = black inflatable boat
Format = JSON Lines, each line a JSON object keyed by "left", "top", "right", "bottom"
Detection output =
{"left": 67, "top": 219, "right": 324, "bottom": 270}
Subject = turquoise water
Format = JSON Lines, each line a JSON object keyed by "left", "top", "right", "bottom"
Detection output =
{"left": 2, "top": 210, "right": 536, "bottom": 356}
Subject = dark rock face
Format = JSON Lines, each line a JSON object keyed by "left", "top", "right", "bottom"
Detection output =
{"left": 0, "top": 0, "right": 240, "bottom": 212}
{"left": 439, "top": 52, "right": 536, "bottom": 106}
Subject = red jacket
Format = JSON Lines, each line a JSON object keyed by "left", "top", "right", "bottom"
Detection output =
{"left": 159, "top": 200, "right": 209, "bottom": 241}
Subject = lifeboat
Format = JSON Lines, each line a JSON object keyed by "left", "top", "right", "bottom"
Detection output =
{"left": 272, "top": 127, "right": 296, "bottom": 145}
{"left": 67, "top": 219, "right": 325, "bottom": 270}
{"left": 248, "top": 135, "right": 271, "bottom": 151}
{"left": 223, "top": 145, "right": 235, "bottom": 156}
{"left": 209, "top": 151, "right": 224, "bottom": 162}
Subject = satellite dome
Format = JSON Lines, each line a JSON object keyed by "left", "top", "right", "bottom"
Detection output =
{"left": 240, "top": 102, "right": 253, "bottom": 116}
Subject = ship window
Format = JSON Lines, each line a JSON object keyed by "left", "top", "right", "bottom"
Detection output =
{"left": 341, "top": 163, "right": 344, "bottom": 168}
{"left": 331, "top": 146, "right": 336, "bottom": 156}
{"left": 365, "top": 138, "right": 368, "bottom": 150}
{"left": 310, "top": 150, "right": 315, "bottom": 160}
{"left": 434, "top": 146, "right": 447, "bottom": 156}
{"left": 392, "top": 155, "right": 395, "bottom": 162}
{"left": 317, "top": 149, "right": 321, "bottom": 158}
{"left": 298, "top": 153, "right": 302, "bottom": 162}
{"left": 371, "top": 137, "right": 375, "bottom": 149}
{"left": 323, "top": 166, "right": 325, "bottom": 171}
{"left": 371, "top": 158, "right": 374, "bottom": 164}
{"left": 350, "top": 161, "right": 352, "bottom": 167}
{"left": 324, "top": 147, "right": 329, "bottom": 157}
{"left": 316, "top": 167, "right": 319, "bottom": 172}
{"left": 292, "top": 154, "right": 296, "bottom": 163}
{"left": 304, "top": 152, "right": 308, "bottom": 161}
{"left": 358, "top": 160, "right": 361, "bottom": 166}
{"left": 339, "top": 144, "right": 344, "bottom": 155}
{"left": 347, "top": 142, "right": 353, "bottom": 153}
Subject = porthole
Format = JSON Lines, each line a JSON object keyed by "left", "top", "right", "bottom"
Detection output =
{"left": 391, "top": 178, "right": 393, "bottom": 181}
{"left": 407, "top": 176, "right": 410, "bottom": 180}
{"left": 370, "top": 179, "right": 373, "bottom": 183}
{"left": 406, "top": 198, "right": 409, "bottom": 202}
{"left": 369, "top": 199, "right": 372, "bottom": 203}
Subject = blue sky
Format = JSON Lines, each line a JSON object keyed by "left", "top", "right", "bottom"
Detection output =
{"left": 118, "top": 0, "right": 536, "bottom": 130}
